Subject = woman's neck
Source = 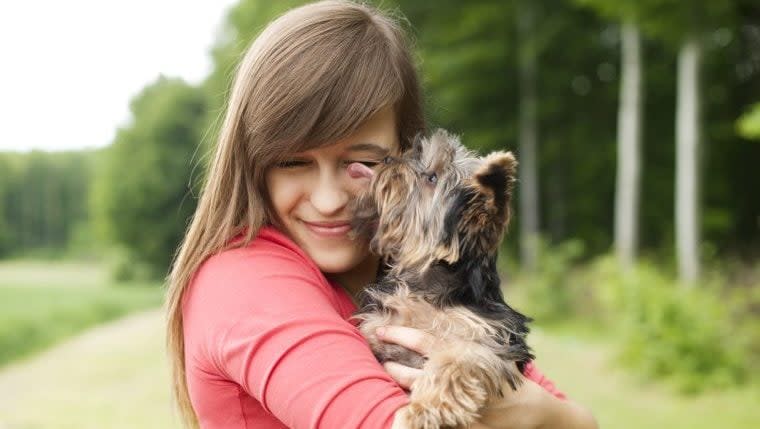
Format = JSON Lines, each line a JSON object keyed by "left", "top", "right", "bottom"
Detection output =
{"left": 327, "top": 254, "right": 381, "bottom": 305}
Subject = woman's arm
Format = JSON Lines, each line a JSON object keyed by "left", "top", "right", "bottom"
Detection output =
{"left": 476, "top": 376, "right": 598, "bottom": 429}
{"left": 185, "top": 246, "right": 409, "bottom": 428}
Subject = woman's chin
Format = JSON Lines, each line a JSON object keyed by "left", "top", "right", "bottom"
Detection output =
{"left": 310, "top": 248, "right": 367, "bottom": 274}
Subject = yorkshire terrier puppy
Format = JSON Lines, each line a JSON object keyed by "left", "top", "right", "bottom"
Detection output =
{"left": 349, "top": 129, "right": 533, "bottom": 429}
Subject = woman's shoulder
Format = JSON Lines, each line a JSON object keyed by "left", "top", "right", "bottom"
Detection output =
{"left": 198, "top": 226, "right": 319, "bottom": 280}
{"left": 184, "top": 226, "right": 341, "bottom": 311}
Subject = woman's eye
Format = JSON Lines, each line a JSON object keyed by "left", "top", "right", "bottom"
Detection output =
{"left": 276, "top": 159, "right": 310, "bottom": 168}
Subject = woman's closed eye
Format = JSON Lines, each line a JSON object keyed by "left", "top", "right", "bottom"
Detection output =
{"left": 276, "top": 159, "right": 311, "bottom": 169}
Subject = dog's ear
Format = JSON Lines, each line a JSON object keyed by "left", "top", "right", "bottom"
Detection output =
{"left": 473, "top": 151, "right": 517, "bottom": 220}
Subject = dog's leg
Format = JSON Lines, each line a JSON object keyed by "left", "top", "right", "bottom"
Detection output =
{"left": 395, "top": 341, "right": 517, "bottom": 429}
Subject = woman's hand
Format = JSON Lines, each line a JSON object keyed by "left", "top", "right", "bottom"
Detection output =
{"left": 377, "top": 325, "right": 598, "bottom": 429}
{"left": 375, "top": 325, "right": 429, "bottom": 391}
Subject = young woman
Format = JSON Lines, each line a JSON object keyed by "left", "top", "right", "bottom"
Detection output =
{"left": 165, "top": 1, "right": 598, "bottom": 428}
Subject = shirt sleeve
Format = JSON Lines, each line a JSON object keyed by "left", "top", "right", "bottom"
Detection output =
{"left": 522, "top": 361, "right": 567, "bottom": 400}
{"left": 189, "top": 247, "right": 409, "bottom": 429}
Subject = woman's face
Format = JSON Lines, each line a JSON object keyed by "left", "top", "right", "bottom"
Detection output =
{"left": 266, "top": 106, "right": 400, "bottom": 274}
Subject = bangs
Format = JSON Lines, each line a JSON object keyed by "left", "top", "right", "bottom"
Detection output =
{"left": 281, "top": 23, "right": 406, "bottom": 153}
{"left": 244, "top": 9, "right": 410, "bottom": 164}
{"left": 299, "top": 37, "right": 405, "bottom": 151}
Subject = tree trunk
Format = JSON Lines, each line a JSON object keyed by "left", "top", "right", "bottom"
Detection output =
{"left": 675, "top": 35, "right": 701, "bottom": 285}
{"left": 517, "top": 1, "right": 539, "bottom": 271}
{"left": 614, "top": 22, "right": 643, "bottom": 271}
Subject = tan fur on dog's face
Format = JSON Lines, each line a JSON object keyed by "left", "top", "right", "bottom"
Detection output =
{"left": 351, "top": 129, "right": 517, "bottom": 275}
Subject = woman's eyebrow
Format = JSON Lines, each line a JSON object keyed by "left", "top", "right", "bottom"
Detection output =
{"left": 346, "top": 142, "right": 390, "bottom": 156}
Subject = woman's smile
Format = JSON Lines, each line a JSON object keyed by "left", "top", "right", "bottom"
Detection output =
{"left": 301, "top": 219, "right": 353, "bottom": 238}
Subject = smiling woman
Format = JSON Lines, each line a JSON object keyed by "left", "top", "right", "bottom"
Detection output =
{"left": 265, "top": 106, "right": 399, "bottom": 286}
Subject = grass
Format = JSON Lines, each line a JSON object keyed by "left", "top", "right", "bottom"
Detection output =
{"left": 531, "top": 328, "right": 760, "bottom": 429}
{"left": 0, "top": 260, "right": 164, "bottom": 367}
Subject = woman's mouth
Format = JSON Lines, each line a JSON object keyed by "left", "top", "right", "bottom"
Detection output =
{"left": 302, "top": 220, "right": 352, "bottom": 237}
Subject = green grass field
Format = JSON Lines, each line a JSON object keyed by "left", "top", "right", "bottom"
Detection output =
{"left": 531, "top": 330, "right": 760, "bottom": 429}
{"left": 0, "top": 260, "right": 164, "bottom": 367}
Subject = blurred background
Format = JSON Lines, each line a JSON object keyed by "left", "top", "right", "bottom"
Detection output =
{"left": 0, "top": 0, "right": 758, "bottom": 428}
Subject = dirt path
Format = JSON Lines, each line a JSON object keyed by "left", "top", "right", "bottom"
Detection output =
{"left": 0, "top": 309, "right": 178, "bottom": 429}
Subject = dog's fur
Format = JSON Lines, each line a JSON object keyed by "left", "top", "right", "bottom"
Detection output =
{"left": 350, "top": 129, "right": 533, "bottom": 429}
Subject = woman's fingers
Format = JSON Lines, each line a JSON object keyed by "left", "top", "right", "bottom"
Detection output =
{"left": 383, "top": 361, "right": 423, "bottom": 390}
{"left": 376, "top": 325, "right": 436, "bottom": 356}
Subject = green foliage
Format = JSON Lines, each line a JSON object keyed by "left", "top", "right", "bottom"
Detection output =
{"left": 737, "top": 103, "right": 760, "bottom": 140}
{"left": 509, "top": 239, "right": 586, "bottom": 324}
{"left": 507, "top": 243, "right": 757, "bottom": 393}
{"left": 580, "top": 256, "right": 749, "bottom": 393}
{"left": 108, "top": 247, "right": 155, "bottom": 283}
{"left": 91, "top": 76, "right": 207, "bottom": 278}
{"left": 399, "top": 0, "right": 623, "bottom": 254}
{"left": 575, "top": 0, "right": 736, "bottom": 47}
{"left": 0, "top": 151, "right": 95, "bottom": 258}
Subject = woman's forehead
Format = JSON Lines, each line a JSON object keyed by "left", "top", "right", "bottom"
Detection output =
{"left": 296, "top": 106, "right": 399, "bottom": 156}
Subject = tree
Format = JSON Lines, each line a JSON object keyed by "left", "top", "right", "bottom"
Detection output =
{"left": 579, "top": 0, "right": 738, "bottom": 282}
{"left": 675, "top": 32, "right": 701, "bottom": 284}
{"left": 516, "top": 0, "right": 540, "bottom": 271}
{"left": 92, "top": 76, "right": 207, "bottom": 277}
{"left": 614, "top": 22, "right": 643, "bottom": 271}
{"left": 575, "top": 2, "right": 645, "bottom": 271}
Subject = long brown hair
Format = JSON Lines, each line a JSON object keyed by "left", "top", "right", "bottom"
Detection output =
{"left": 165, "top": 1, "right": 425, "bottom": 427}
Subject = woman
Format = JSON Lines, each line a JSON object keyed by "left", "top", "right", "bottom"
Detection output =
{"left": 166, "top": 1, "right": 598, "bottom": 428}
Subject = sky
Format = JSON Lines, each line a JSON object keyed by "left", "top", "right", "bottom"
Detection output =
{"left": 0, "top": 0, "right": 239, "bottom": 152}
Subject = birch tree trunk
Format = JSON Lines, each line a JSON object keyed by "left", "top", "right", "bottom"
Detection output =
{"left": 676, "top": 35, "right": 701, "bottom": 285}
{"left": 517, "top": 1, "right": 539, "bottom": 271}
{"left": 614, "top": 22, "right": 643, "bottom": 271}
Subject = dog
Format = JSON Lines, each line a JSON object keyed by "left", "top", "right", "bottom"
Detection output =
{"left": 349, "top": 129, "right": 533, "bottom": 429}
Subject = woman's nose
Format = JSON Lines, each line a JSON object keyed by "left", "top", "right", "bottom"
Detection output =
{"left": 310, "top": 171, "right": 350, "bottom": 216}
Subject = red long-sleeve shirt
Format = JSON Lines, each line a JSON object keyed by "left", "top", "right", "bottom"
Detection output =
{"left": 182, "top": 226, "right": 565, "bottom": 428}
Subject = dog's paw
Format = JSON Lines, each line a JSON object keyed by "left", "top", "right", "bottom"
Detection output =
{"left": 394, "top": 402, "right": 478, "bottom": 429}
{"left": 397, "top": 399, "right": 479, "bottom": 429}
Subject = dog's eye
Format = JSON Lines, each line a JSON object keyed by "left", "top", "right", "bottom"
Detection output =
{"left": 426, "top": 172, "right": 438, "bottom": 185}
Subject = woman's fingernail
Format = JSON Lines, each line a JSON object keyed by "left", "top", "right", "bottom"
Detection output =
{"left": 376, "top": 327, "right": 386, "bottom": 337}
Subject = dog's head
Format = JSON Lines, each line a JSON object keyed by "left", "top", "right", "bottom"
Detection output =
{"left": 351, "top": 129, "right": 517, "bottom": 273}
